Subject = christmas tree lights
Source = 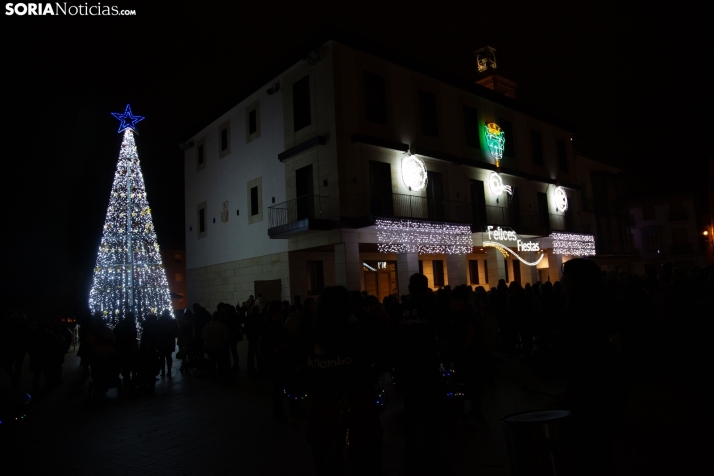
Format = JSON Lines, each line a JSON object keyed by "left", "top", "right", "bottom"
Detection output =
{"left": 89, "top": 106, "right": 172, "bottom": 321}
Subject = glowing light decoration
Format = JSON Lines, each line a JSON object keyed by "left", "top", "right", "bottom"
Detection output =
{"left": 484, "top": 123, "right": 505, "bottom": 166}
{"left": 482, "top": 226, "right": 545, "bottom": 266}
{"left": 111, "top": 104, "right": 145, "bottom": 133}
{"left": 89, "top": 108, "right": 172, "bottom": 323}
{"left": 401, "top": 154, "right": 428, "bottom": 192}
{"left": 554, "top": 186, "right": 568, "bottom": 212}
{"left": 487, "top": 171, "right": 512, "bottom": 197}
{"left": 550, "top": 232, "right": 596, "bottom": 256}
{"left": 376, "top": 218, "right": 472, "bottom": 255}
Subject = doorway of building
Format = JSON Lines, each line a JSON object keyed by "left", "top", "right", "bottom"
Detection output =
{"left": 296, "top": 164, "right": 314, "bottom": 220}
{"left": 254, "top": 279, "right": 282, "bottom": 303}
{"left": 512, "top": 259, "right": 522, "bottom": 284}
{"left": 427, "top": 170, "right": 444, "bottom": 220}
{"left": 362, "top": 260, "right": 398, "bottom": 301}
{"left": 369, "top": 161, "right": 394, "bottom": 216}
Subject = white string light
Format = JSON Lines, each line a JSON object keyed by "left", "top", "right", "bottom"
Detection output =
{"left": 488, "top": 171, "right": 512, "bottom": 196}
{"left": 401, "top": 153, "right": 428, "bottom": 192}
{"left": 550, "top": 232, "right": 596, "bottom": 256}
{"left": 555, "top": 186, "right": 568, "bottom": 212}
{"left": 376, "top": 218, "right": 472, "bottom": 255}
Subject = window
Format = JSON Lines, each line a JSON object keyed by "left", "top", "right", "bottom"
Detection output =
{"left": 499, "top": 118, "right": 514, "bottom": 158}
{"left": 196, "top": 137, "right": 206, "bottom": 171}
{"left": 175, "top": 273, "right": 184, "bottom": 282}
{"left": 484, "top": 259, "right": 489, "bottom": 284}
{"left": 307, "top": 261, "right": 324, "bottom": 295}
{"left": 537, "top": 192, "right": 549, "bottom": 228}
{"left": 247, "top": 177, "right": 263, "bottom": 224}
{"left": 672, "top": 228, "right": 688, "bottom": 244}
{"left": 249, "top": 110, "right": 257, "bottom": 134}
{"left": 508, "top": 187, "right": 521, "bottom": 228}
{"left": 531, "top": 130, "right": 544, "bottom": 166}
{"left": 363, "top": 71, "right": 387, "bottom": 124}
{"left": 642, "top": 204, "right": 655, "bottom": 220}
{"left": 246, "top": 100, "right": 261, "bottom": 143}
{"left": 293, "top": 75, "right": 311, "bottom": 132}
{"left": 250, "top": 187, "right": 258, "bottom": 216}
{"left": 470, "top": 179, "right": 487, "bottom": 225}
{"left": 504, "top": 257, "right": 510, "bottom": 282}
{"left": 218, "top": 121, "right": 230, "bottom": 158}
{"left": 469, "top": 260, "right": 480, "bottom": 285}
{"left": 433, "top": 260, "right": 445, "bottom": 286}
{"left": 512, "top": 259, "right": 521, "bottom": 284}
{"left": 418, "top": 90, "right": 438, "bottom": 138}
{"left": 463, "top": 105, "right": 480, "bottom": 148}
{"left": 557, "top": 139, "right": 568, "bottom": 172}
{"left": 174, "top": 254, "right": 182, "bottom": 263}
{"left": 641, "top": 226, "right": 661, "bottom": 254}
{"left": 197, "top": 201, "right": 207, "bottom": 239}
{"left": 668, "top": 201, "right": 687, "bottom": 221}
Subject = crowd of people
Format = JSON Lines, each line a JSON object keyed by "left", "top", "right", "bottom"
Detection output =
{"left": 2, "top": 260, "right": 712, "bottom": 475}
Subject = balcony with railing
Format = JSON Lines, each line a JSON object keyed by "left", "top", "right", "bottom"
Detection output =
{"left": 267, "top": 195, "right": 331, "bottom": 237}
{"left": 667, "top": 209, "right": 688, "bottom": 222}
{"left": 670, "top": 243, "right": 694, "bottom": 255}
{"left": 355, "top": 191, "right": 472, "bottom": 224}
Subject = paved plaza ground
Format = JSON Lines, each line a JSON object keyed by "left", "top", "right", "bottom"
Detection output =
{"left": 1, "top": 340, "right": 707, "bottom": 475}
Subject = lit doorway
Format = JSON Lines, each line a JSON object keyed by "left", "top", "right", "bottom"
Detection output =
{"left": 362, "top": 260, "right": 398, "bottom": 302}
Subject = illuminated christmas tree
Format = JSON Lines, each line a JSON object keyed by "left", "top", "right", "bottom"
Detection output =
{"left": 89, "top": 105, "right": 172, "bottom": 322}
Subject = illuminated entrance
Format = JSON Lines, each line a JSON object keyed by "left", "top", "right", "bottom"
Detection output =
{"left": 362, "top": 261, "right": 398, "bottom": 301}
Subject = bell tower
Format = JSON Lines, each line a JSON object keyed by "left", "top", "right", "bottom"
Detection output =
{"left": 474, "top": 46, "right": 517, "bottom": 100}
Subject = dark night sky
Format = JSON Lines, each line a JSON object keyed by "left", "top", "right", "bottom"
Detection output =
{"left": 2, "top": 0, "right": 711, "bottom": 314}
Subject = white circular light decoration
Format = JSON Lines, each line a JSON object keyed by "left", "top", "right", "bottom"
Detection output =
{"left": 487, "top": 171, "right": 512, "bottom": 197}
{"left": 555, "top": 186, "right": 568, "bottom": 212}
{"left": 402, "top": 154, "right": 427, "bottom": 192}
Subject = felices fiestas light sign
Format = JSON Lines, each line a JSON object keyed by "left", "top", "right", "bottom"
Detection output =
{"left": 487, "top": 226, "right": 540, "bottom": 252}
{"left": 483, "top": 226, "right": 544, "bottom": 266}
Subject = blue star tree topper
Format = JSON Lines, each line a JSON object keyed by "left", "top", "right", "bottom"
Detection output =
{"left": 111, "top": 104, "right": 145, "bottom": 133}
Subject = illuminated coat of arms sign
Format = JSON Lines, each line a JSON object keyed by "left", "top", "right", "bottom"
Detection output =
{"left": 555, "top": 186, "right": 568, "bottom": 212}
{"left": 488, "top": 171, "right": 512, "bottom": 197}
{"left": 484, "top": 122, "right": 505, "bottom": 166}
{"left": 401, "top": 154, "right": 428, "bottom": 192}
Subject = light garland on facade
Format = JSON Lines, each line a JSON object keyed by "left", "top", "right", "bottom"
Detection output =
{"left": 89, "top": 112, "right": 172, "bottom": 322}
{"left": 554, "top": 186, "right": 568, "bottom": 212}
{"left": 550, "top": 232, "right": 596, "bottom": 256}
{"left": 376, "top": 218, "right": 472, "bottom": 255}
{"left": 488, "top": 171, "right": 512, "bottom": 197}
{"left": 484, "top": 122, "right": 505, "bottom": 167}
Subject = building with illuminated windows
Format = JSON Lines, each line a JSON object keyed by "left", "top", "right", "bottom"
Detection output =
{"left": 183, "top": 31, "right": 626, "bottom": 307}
